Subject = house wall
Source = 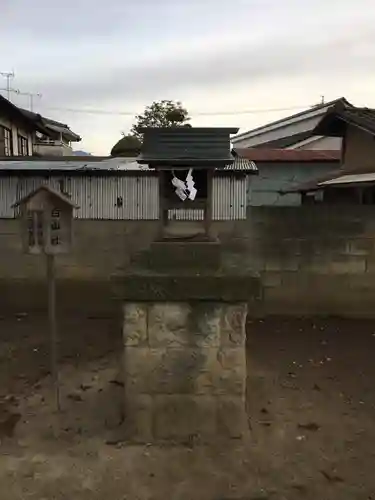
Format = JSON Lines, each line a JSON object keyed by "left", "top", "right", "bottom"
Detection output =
{"left": 344, "top": 125, "right": 375, "bottom": 169}
{"left": 0, "top": 115, "right": 33, "bottom": 156}
{"left": 0, "top": 116, "right": 33, "bottom": 156}
{"left": 248, "top": 161, "right": 338, "bottom": 206}
{"left": 2, "top": 206, "right": 375, "bottom": 317}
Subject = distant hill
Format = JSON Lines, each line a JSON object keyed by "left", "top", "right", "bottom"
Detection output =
{"left": 73, "top": 150, "right": 92, "bottom": 156}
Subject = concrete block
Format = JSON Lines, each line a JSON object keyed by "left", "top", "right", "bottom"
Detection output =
{"left": 124, "top": 347, "right": 201, "bottom": 394}
{"left": 146, "top": 240, "right": 221, "bottom": 272}
{"left": 148, "top": 303, "right": 222, "bottom": 348}
{"left": 261, "top": 271, "right": 283, "bottom": 288}
{"left": 329, "top": 255, "right": 366, "bottom": 274}
{"left": 148, "top": 303, "right": 190, "bottom": 347}
{"left": 344, "top": 238, "right": 373, "bottom": 256}
{"left": 220, "top": 303, "right": 247, "bottom": 346}
{"left": 264, "top": 257, "right": 299, "bottom": 272}
{"left": 217, "top": 396, "right": 248, "bottom": 439}
{"left": 153, "top": 395, "right": 217, "bottom": 441}
{"left": 365, "top": 257, "right": 375, "bottom": 273}
{"left": 122, "top": 395, "right": 153, "bottom": 443}
{"left": 124, "top": 346, "right": 246, "bottom": 396}
{"left": 195, "top": 347, "right": 246, "bottom": 395}
{"left": 123, "top": 303, "right": 148, "bottom": 346}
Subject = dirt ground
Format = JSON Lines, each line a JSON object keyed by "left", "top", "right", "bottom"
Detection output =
{"left": 0, "top": 312, "right": 374, "bottom": 500}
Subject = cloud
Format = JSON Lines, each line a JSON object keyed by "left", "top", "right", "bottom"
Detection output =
{"left": 21, "top": 25, "right": 375, "bottom": 112}
{"left": 2, "top": 0, "right": 375, "bottom": 154}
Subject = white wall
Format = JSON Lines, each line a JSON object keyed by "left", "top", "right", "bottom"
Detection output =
{"left": 34, "top": 143, "right": 74, "bottom": 157}
{"left": 293, "top": 136, "right": 342, "bottom": 150}
{"left": 248, "top": 162, "right": 338, "bottom": 206}
{"left": 233, "top": 115, "right": 324, "bottom": 148}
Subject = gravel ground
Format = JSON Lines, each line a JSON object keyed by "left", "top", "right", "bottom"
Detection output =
{"left": 0, "top": 313, "right": 374, "bottom": 499}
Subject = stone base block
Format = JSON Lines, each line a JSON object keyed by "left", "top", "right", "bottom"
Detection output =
{"left": 122, "top": 394, "right": 248, "bottom": 443}
{"left": 122, "top": 301, "right": 248, "bottom": 443}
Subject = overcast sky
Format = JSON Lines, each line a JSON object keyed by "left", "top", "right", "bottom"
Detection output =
{"left": 1, "top": 0, "right": 375, "bottom": 154}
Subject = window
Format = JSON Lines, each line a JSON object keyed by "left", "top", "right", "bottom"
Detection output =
{"left": 17, "top": 135, "right": 29, "bottom": 156}
{"left": 0, "top": 126, "right": 13, "bottom": 156}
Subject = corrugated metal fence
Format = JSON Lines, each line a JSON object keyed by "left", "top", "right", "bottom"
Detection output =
{"left": 0, "top": 174, "right": 246, "bottom": 220}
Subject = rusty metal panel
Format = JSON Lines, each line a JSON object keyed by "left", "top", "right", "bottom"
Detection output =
{"left": 0, "top": 176, "right": 61, "bottom": 218}
{"left": 1, "top": 173, "right": 245, "bottom": 221}
{"left": 70, "top": 175, "right": 159, "bottom": 220}
{"left": 0, "top": 177, "right": 18, "bottom": 217}
{"left": 212, "top": 176, "right": 247, "bottom": 220}
{"left": 1, "top": 174, "right": 159, "bottom": 220}
{"left": 167, "top": 176, "right": 247, "bottom": 221}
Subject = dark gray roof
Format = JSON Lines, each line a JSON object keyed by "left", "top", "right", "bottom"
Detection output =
{"left": 314, "top": 104, "right": 375, "bottom": 137}
{"left": 233, "top": 97, "right": 352, "bottom": 141}
{"left": 138, "top": 127, "right": 239, "bottom": 167}
{"left": 19, "top": 108, "right": 81, "bottom": 142}
{"left": 0, "top": 94, "right": 49, "bottom": 135}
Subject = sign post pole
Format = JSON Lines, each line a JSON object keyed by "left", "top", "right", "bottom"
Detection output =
{"left": 46, "top": 252, "right": 60, "bottom": 412}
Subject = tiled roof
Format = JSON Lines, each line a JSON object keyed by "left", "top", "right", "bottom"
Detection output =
{"left": 232, "top": 97, "right": 352, "bottom": 141}
{"left": 221, "top": 157, "right": 258, "bottom": 172}
{"left": 236, "top": 148, "right": 340, "bottom": 162}
{"left": 338, "top": 107, "right": 375, "bottom": 133}
{"left": 0, "top": 95, "right": 49, "bottom": 135}
{"left": 19, "top": 108, "right": 81, "bottom": 142}
{"left": 314, "top": 104, "right": 375, "bottom": 136}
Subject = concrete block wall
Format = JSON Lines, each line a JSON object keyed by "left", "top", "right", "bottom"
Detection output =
{"left": 0, "top": 219, "right": 158, "bottom": 313}
{"left": 218, "top": 206, "right": 375, "bottom": 316}
{"left": 1, "top": 206, "right": 375, "bottom": 316}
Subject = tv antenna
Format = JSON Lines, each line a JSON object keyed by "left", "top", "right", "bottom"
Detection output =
{"left": 12, "top": 89, "right": 42, "bottom": 112}
{"left": 0, "top": 71, "right": 15, "bottom": 100}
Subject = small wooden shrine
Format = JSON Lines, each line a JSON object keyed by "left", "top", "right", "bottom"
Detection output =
{"left": 137, "top": 126, "right": 238, "bottom": 239}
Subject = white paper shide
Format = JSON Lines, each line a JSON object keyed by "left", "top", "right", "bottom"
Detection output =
{"left": 171, "top": 168, "right": 197, "bottom": 201}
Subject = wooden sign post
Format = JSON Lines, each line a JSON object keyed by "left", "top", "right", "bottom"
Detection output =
{"left": 12, "top": 185, "right": 78, "bottom": 412}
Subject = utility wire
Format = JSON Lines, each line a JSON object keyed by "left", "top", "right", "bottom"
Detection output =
{"left": 0, "top": 85, "right": 320, "bottom": 117}
{"left": 38, "top": 104, "right": 312, "bottom": 117}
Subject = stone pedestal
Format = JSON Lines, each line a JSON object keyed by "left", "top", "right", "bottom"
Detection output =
{"left": 122, "top": 300, "right": 248, "bottom": 443}
{"left": 112, "top": 240, "right": 260, "bottom": 444}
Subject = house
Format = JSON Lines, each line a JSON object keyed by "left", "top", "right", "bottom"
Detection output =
{"left": 232, "top": 97, "right": 351, "bottom": 150}
{"left": 0, "top": 95, "right": 49, "bottom": 156}
{"left": 237, "top": 148, "right": 340, "bottom": 206}
{"left": 0, "top": 155, "right": 256, "bottom": 220}
{"left": 0, "top": 93, "right": 81, "bottom": 157}
{"left": 19, "top": 108, "right": 81, "bottom": 157}
{"left": 280, "top": 104, "right": 375, "bottom": 204}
